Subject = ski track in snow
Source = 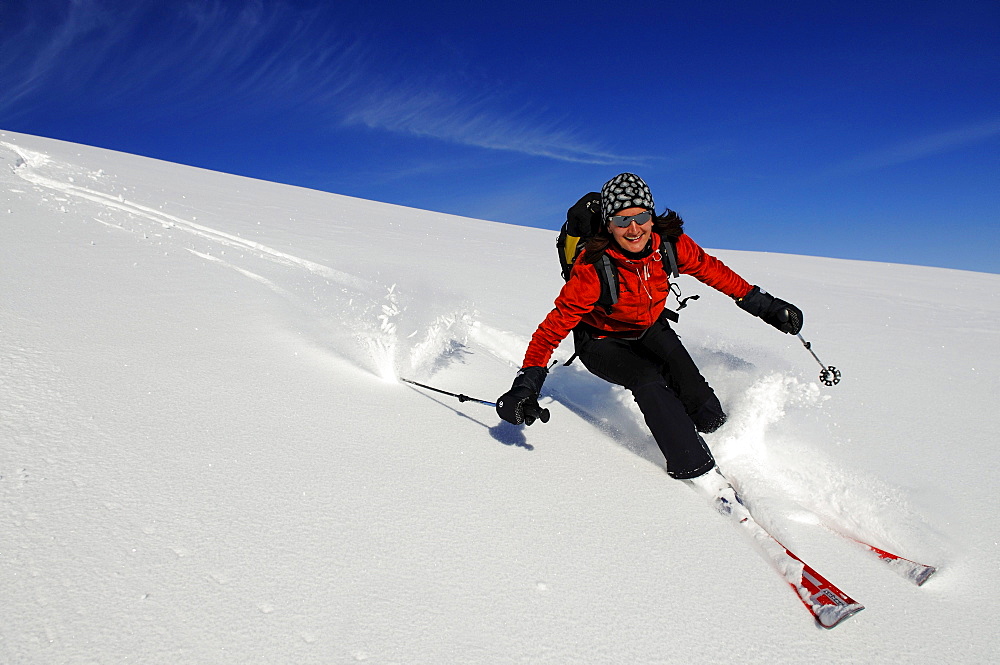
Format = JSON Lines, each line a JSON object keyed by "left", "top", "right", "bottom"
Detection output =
{"left": 5, "top": 140, "right": 545, "bottom": 393}
{"left": 4, "top": 142, "right": 370, "bottom": 293}
{"left": 6, "top": 141, "right": 428, "bottom": 382}
{"left": 4, "top": 138, "right": 946, "bottom": 613}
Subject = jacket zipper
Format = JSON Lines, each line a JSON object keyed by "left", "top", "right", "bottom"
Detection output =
{"left": 634, "top": 262, "right": 653, "bottom": 323}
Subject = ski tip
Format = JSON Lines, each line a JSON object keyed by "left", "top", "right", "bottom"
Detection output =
{"left": 816, "top": 602, "right": 865, "bottom": 629}
{"left": 861, "top": 541, "right": 938, "bottom": 587}
{"left": 913, "top": 565, "right": 937, "bottom": 587}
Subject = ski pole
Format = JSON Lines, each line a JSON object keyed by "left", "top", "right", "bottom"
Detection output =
{"left": 400, "top": 377, "right": 550, "bottom": 423}
{"left": 796, "top": 333, "right": 842, "bottom": 386}
{"left": 400, "top": 378, "right": 498, "bottom": 407}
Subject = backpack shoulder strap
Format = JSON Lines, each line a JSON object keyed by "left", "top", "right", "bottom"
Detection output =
{"left": 594, "top": 253, "right": 618, "bottom": 314}
{"left": 662, "top": 235, "right": 680, "bottom": 278}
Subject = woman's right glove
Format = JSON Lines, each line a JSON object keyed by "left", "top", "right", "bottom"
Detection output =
{"left": 496, "top": 366, "right": 550, "bottom": 425}
{"left": 736, "top": 286, "right": 803, "bottom": 335}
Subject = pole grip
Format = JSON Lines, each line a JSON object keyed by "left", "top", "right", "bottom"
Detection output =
{"left": 523, "top": 403, "right": 550, "bottom": 425}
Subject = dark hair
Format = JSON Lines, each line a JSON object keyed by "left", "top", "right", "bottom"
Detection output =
{"left": 582, "top": 208, "right": 685, "bottom": 265}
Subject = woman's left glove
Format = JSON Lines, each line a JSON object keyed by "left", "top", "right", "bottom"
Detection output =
{"left": 496, "top": 366, "right": 550, "bottom": 425}
{"left": 736, "top": 286, "right": 803, "bottom": 335}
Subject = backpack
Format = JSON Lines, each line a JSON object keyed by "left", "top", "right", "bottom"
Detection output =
{"left": 556, "top": 192, "right": 686, "bottom": 320}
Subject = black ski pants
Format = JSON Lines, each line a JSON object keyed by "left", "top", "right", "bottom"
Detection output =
{"left": 574, "top": 316, "right": 725, "bottom": 479}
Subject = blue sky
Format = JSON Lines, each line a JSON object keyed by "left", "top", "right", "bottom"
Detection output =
{"left": 3, "top": 0, "right": 998, "bottom": 273}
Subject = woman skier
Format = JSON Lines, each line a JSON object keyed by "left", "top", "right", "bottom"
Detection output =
{"left": 496, "top": 173, "right": 803, "bottom": 482}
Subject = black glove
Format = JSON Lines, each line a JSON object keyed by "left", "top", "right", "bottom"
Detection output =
{"left": 736, "top": 286, "right": 803, "bottom": 335}
{"left": 496, "top": 366, "right": 550, "bottom": 425}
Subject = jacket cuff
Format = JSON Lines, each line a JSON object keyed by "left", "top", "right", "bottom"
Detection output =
{"left": 512, "top": 366, "right": 547, "bottom": 394}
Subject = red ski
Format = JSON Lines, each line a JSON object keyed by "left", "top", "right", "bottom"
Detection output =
{"left": 731, "top": 504, "right": 865, "bottom": 628}
{"left": 690, "top": 469, "right": 864, "bottom": 629}
{"left": 779, "top": 541, "right": 866, "bottom": 628}
{"left": 855, "top": 541, "right": 937, "bottom": 586}
{"left": 819, "top": 522, "right": 937, "bottom": 586}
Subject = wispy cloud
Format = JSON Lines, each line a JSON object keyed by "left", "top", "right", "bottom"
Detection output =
{"left": 0, "top": 1, "right": 366, "bottom": 118}
{"left": 0, "top": 0, "right": 120, "bottom": 113}
{"left": 341, "top": 84, "right": 643, "bottom": 165}
{"left": 840, "top": 118, "right": 1000, "bottom": 172}
{"left": 139, "top": 2, "right": 364, "bottom": 111}
{"left": 0, "top": 0, "right": 641, "bottom": 165}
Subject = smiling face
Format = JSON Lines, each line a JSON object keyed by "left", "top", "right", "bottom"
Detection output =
{"left": 608, "top": 206, "right": 654, "bottom": 253}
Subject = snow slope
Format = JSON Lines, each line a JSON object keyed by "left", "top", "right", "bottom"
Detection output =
{"left": 2, "top": 130, "right": 999, "bottom": 664}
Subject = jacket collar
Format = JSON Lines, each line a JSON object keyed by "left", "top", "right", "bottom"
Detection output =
{"left": 605, "top": 232, "right": 662, "bottom": 265}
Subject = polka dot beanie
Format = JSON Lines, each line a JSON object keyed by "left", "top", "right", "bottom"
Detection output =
{"left": 600, "top": 173, "right": 655, "bottom": 220}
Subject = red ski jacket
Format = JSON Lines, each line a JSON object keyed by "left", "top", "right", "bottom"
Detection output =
{"left": 522, "top": 233, "right": 752, "bottom": 368}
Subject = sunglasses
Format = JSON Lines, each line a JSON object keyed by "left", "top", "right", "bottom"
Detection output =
{"left": 607, "top": 210, "right": 654, "bottom": 228}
